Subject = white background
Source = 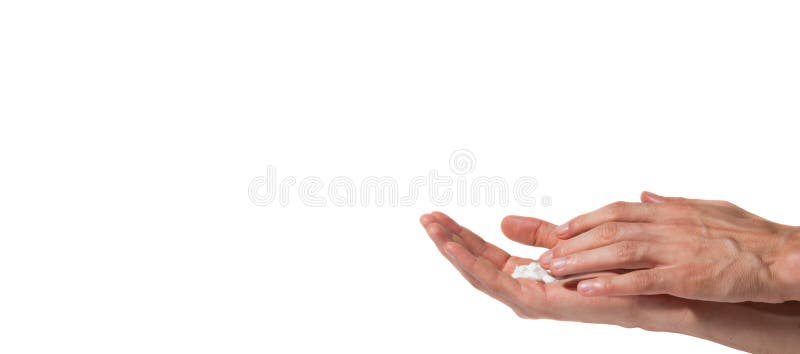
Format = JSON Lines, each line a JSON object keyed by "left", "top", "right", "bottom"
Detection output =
{"left": 2, "top": 1, "right": 799, "bottom": 353}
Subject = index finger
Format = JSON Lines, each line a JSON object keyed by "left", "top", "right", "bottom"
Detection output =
{"left": 555, "top": 201, "right": 664, "bottom": 240}
{"left": 501, "top": 215, "right": 560, "bottom": 248}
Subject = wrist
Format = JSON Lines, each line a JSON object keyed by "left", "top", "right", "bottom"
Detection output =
{"left": 770, "top": 226, "right": 800, "bottom": 302}
{"left": 660, "top": 300, "right": 702, "bottom": 336}
{"left": 630, "top": 296, "right": 699, "bottom": 334}
{"left": 677, "top": 300, "right": 800, "bottom": 353}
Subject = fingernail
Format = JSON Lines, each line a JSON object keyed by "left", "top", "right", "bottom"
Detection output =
{"left": 539, "top": 251, "right": 553, "bottom": 266}
{"left": 550, "top": 257, "right": 567, "bottom": 271}
{"left": 578, "top": 279, "right": 601, "bottom": 294}
{"left": 554, "top": 223, "right": 569, "bottom": 235}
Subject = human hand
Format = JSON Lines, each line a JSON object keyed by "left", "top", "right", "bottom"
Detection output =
{"left": 421, "top": 211, "right": 800, "bottom": 353}
{"left": 539, "top": 192, "right": 800, "bottom": 303}
{"left": 419, "top": 211, "right": 692, "bottom": 330}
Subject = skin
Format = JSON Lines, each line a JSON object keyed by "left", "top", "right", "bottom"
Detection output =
{"left": 421, "top": 211, "right": 800, "bottom": 353}
{"left": 541, "top": 192, "right": 800, "bottom": 303}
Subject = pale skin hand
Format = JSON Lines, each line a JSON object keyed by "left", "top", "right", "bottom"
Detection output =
{"left": 540, "top": 192, "right": 800, "bottom": 303}
{"left": 421, "top": 211, "right": 800, "bottom": 353}
{"left": 420, "top": 211, "right": 694, "bottom": 329}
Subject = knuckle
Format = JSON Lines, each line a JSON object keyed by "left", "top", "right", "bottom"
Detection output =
{"left": 597, "top": 222, "right": 620, "bottom": 243}
{"left": 720, "top": 237, "right": 740, "bottom": 252}
{"left": 614, "top": 241, "right": 639, "bottom": 261}
{"left": 633, "top": 271, "right": 656, "bottom": 292}
{"left": 671, "top": 202, "right": 698, "bottom": 214}
{"left": 606, "top": 201, "right": 628, "bottom": 217}
{"left": 673, "top": 268, "right": 694, "bottom": 295}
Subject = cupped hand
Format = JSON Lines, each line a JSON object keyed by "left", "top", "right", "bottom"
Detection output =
{"left": 419, "top": 211, "right": 691, "bottom": 330}
{"left": 540, "top": 192, "right": 800, "bottom": 303}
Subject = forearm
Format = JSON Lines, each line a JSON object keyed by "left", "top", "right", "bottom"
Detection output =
{"left": 674, "top": 301, "right": 800, "bottom": 354}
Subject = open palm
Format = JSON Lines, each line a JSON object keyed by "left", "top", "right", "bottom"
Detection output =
{"left": 420, "top": 211, "right": 691, "bottom": 329}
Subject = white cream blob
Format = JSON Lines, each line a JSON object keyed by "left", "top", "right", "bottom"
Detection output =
{"left": 511, "top": 261, "right": 558, "bottom": 283}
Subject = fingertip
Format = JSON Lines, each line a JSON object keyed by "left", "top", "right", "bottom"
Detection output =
{"left": 425, "top": 223, "right": 451, "bottom": 247}
{"left": 500, "top": 215, "right": 560, "bottom": 249}
{"left": 548, "top": 256, "right": 569, "bottom": 276}
{"left": 538, "top": 250, "right": 553, "bottom": 266}
{"left": 500, "top": 214, "right": 516, "bottom": 224}
{"left": 430, "top": 211, "right": 461, "bottom": 234}
{"left": 641, "top": 191, "right": 665, "bottom": 204}
{"left": 425, "top": 221, "right": 444, "bottom": 235}
{"left": 556, "top": 231, "right": 573, "bottom": 240}
{"left": 500, "top": 215, "right": 520, "bottom": 236}
{"left": 419, "top": 213, "right": 434, "bottom": 225}
{"left": 554, "top": 222, "right": 571, "bottom": 239}
{"left": 430, "top": 211, "right": 449, "bottom": 220}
